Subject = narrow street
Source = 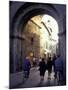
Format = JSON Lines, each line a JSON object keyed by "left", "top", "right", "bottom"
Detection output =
{"left": 10, "top": 2, "right": 66, "bottom": 89}
{"left": 17, "top": 67, "right": 58, "bottom": 88}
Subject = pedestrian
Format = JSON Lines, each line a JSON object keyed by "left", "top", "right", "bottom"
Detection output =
{"left": 39, "top": 57, "right": 42, "bottom": 62}
{"left": 52, "top": 54, "right": 57, "bottom": 77}
{"left": 23, "top": 56, "right": 31, "bottom": 78}
{"left": 54, "top": 55, "right": 64, "bottom": 84}
{"left": 47, "top": 56, "right": 52, "bottom": 79}
{"left": 39, "top": 58, "right": 47, "bottom": 81}
{"left": 33, "top": 57, "right": 36, "bottom": 67}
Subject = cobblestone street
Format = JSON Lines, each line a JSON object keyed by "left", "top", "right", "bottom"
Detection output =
{"left": 17, "top": 67, "right": 58, "bottom": 88}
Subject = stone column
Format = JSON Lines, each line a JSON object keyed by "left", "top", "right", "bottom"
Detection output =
{"left": 58, "top": 16, "right": 66, "bottom": 84}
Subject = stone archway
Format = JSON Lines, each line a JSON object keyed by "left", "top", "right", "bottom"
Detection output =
{"left": 10, "top": 1, "right": 66, "bottom": 88}
{"left": 11, "top": 2, "right": 60, "bottom": 35}
{"left": 10, "top": 2, "right": 66, "bottom": 80}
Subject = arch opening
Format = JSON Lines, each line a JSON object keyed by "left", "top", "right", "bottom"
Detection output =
{"left": 10, "top": 2, "right": 65, "bottom": 76}
{"left": 21, "top": 14, "right": 59, "bottom": 65}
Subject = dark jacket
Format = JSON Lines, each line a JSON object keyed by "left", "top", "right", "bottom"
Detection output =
{"left": 52, "top": 56, "right": 56, "bottom": 66}
{"left": 47, "top": 59, "right": 52, "bottom": 72}
{"left": 39, "top": 61, "right": 46, "bottom": 76}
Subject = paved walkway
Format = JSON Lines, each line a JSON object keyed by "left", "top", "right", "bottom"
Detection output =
{"left": 17, "top": 67, "right": 59, "bottom": 88}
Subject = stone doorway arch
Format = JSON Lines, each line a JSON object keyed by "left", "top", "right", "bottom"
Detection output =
{"left": 10, "top": 2, "right": 66, "bottom": 82}
{"left": 10, "top": 1, "right": 66, "bottom": 88}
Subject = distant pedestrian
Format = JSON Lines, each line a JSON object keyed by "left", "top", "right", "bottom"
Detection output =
{"left": 39, "top": 58, "right": 47, "bottom": 81}
{"left": 52, "top": 54, "right": 57, "bottom": 77}
{"left": 33, "top": 57, "right": 36, "bottom": 67}
{"left": 47, "top": 56, "right": 52, "bottom": 79}
{"left": 39, "top": 57, "right": 42, "bottom": 62}
{"left": 55, "top": 55, "right": 64, "bottom": 84}
{"left": 23, "top": 56, "right": 31, "bottom": 78}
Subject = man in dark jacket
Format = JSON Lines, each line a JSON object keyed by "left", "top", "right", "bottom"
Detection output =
{"left": 47, "top": 56, "right": 52, "bottom": 79}
{"left": 39, "top": 58, "right": 46, "bottom": 81}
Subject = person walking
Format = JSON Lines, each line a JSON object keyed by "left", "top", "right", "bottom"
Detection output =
{"left": 52, "top": 54, "right": 57, "bottom": 77}
{"left": 23, "top": 56, "right": 31, "bottom": 79}
{"left": 54, "top": 55, "right": 64, "bottom": 85}
{"left": 39, "top": 58, "right": 47, "bottom": 82}
{"left": 47, "top": 56, "right": 52, "bottom": 79}
{"left": 33, "top": 57, "right": 36, "bottom": 67}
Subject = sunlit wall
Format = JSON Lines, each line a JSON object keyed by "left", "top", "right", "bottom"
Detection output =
{"left": 22, "top": 14, "right": 59, "bottom": 59}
